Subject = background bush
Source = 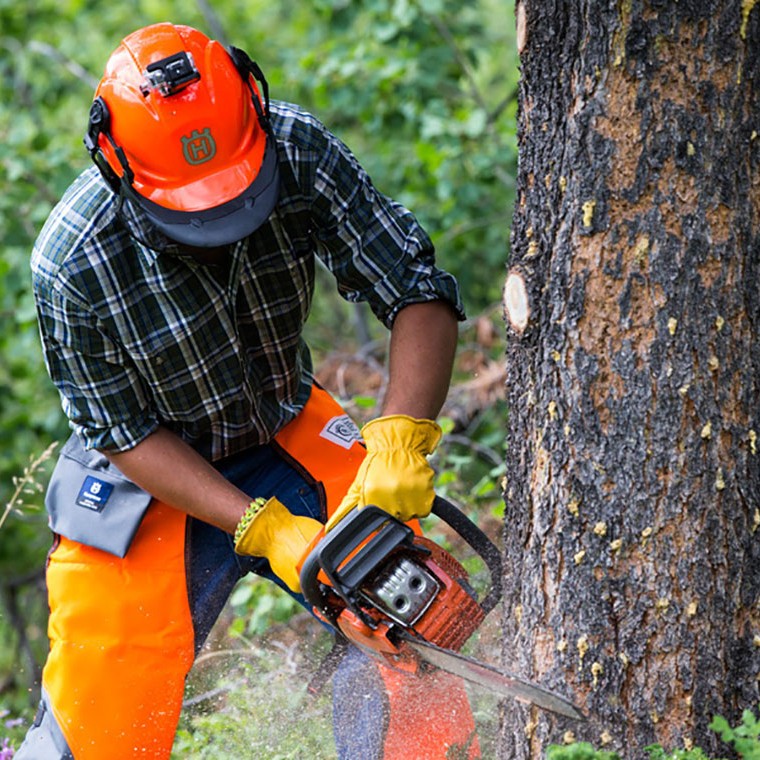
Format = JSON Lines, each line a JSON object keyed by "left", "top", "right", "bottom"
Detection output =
{"left": 1, "top": 0, "right": 517, "bottom": 754}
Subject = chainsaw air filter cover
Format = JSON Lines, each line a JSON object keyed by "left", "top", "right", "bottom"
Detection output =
{"left": 361, "top": 555, "right": 440, "bottom": 626}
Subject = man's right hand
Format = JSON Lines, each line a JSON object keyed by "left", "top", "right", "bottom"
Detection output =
{"left": 234, "top": 497, "right": 322, "bottom": 593}
{"left": 324, "top": 414, "right": 441, "bottom": 532}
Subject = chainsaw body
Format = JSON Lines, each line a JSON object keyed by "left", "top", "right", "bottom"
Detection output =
{"left": 299, "top": 498, "right": 502, "bottom": 673}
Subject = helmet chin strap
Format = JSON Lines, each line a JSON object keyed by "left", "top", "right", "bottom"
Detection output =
{"left": 227, "top": 46, "right": 273, "bottom": 133}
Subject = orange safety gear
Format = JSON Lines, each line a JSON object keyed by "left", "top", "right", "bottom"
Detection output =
{"left": 378, "top": 666, "right": 480, "bottom": 759}
{"left": 84, "top": 23, "right": 279, "bottom": 246}
{"left": 34, "top": 386, "right": 479, "bottom": 758}
{"left": 42, "top": 500, "right": 193, "bottom": 759}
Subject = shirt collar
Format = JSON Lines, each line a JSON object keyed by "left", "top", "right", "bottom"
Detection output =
{"left": 132, "top": 237, "right": 162, "bottom": 267}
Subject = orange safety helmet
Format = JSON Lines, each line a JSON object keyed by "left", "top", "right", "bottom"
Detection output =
{"left": 84, "top": 23, "right": 279, "bottom": 246}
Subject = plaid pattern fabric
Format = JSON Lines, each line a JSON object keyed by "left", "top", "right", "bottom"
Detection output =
{"left": 32, "top": 101, "right": 464, "bottom": 460}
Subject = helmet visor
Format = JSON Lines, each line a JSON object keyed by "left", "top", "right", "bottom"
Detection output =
{"left": 124, "top": 134, "right": 280, "bottom": 248}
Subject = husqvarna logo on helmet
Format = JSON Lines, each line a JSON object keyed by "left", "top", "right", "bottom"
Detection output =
{"left": 181, "top": 128, "right": 216, "bottom": 165}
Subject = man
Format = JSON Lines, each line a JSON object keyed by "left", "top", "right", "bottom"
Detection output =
{"left": 18, "top": 22, "right": 479, "bottom": 759}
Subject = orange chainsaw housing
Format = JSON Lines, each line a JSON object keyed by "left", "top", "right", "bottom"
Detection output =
{"left": 324, "top": 536, "right": 485, "bottom": 672}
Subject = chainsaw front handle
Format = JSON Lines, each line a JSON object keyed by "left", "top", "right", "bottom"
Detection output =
{"left": 431, "top": 496, "right": 503, "bottom": 616}
{"left": 300, "top": 505, "right": 415, "bottom": 624}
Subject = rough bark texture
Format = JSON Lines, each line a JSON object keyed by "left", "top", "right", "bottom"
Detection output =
{"left": 499, "top": 1, "right": 760, "bottom": 756}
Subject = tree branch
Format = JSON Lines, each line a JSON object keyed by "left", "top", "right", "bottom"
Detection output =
{"left": 194, "top": 0, "right": 230, "bottom": 46}
{"left": 26, "top": 40, "right": 99, "bottom": 90}
{"left": 423, "top": 12, "right": 490, "bottom": 116}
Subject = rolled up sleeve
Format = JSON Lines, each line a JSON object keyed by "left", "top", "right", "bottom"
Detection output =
{"left": 306, "top": 119, "right": 465, "bottom": 328}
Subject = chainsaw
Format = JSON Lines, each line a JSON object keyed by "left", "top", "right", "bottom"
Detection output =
{"left": 299, "top": 496, "right": 584, "bottom": 720}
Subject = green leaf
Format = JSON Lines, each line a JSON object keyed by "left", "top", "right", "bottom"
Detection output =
{"left": 709, "top": 715, "right": 733, "bottom": 740}
{"left": 351, "top": 395, "right": 377, "bottom": 409}
{"left": 229, "top": 584, "right": 253, "bottom": 608}
{"left": 547, "top": 743, "right": 621, "bottom": 760}
{"left": 438, "top": 416, "right": 456, "bottom": 434}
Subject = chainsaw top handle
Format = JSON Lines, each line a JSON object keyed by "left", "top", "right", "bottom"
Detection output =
{"left": 299, "top": 496, "right": 503, "bottom": 625}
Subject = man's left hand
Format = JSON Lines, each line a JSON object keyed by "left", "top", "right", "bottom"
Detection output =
{"left": 325, "top": 414, "right": 441, "bottom": 531}
{"left": 235, "top": 497, "right": 322, "bottom": 593}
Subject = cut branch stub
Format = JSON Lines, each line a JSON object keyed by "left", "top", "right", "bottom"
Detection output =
{"left": 504, "top": 269, "right": 530, "bottom": 334}
{"left": 516, "top": 1, "right": 528, "bottom": 55}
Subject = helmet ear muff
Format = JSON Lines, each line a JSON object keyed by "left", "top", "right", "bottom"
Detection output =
{"left": 84, "top": 96, "right": 135, "bottom": 194}
{"left": 84, "top": 97, "right": 120, "bottom": 192}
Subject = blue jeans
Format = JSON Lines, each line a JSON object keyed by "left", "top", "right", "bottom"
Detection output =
{"left": 191, "top": 443, "right": 387, "bottom": 760}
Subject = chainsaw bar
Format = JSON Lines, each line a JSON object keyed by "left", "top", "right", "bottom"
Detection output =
{"left": 400, "top": 633, "right": 586, "bottom": 721}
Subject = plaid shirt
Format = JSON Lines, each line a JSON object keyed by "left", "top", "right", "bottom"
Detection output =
{"left": 32, "top": 101, "right": 464, "bottom": 460}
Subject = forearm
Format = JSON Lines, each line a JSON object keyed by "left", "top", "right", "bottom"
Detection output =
{"left": 381, "top": 300, "right": 459, "bottom": 418}
{"left": 103, "top": 427, "right": 250, "bottom": 534}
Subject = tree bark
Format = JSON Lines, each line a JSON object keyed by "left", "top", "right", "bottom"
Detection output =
{"left": 500, "top": 1, "right": 760, "bottom": 756}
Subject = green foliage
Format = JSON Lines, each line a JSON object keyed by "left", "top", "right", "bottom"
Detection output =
{"left": 0, "top": 0, "right": 517, "bottom": 749}
{"left": 227, "top": 578, "right": 303, "bottom": 638}
{"left": 435, "top": 405, "right": 506, "bottom": 510}
{"left": 547, "top": 744, "right": 622, "bottom": 760}
{"left": 547, "top": 707, "right": 760, "bottom": 760}
{"left": 644, "top": 746, "right": 715, "bottom": 760}
{"left": 172, "top": 632, "right": 335, "bottom": 759}
{"left": 0, "top": 443, "right": 56, "bottom": 531}
{"left": 709, "top": 708, "right": 760, "bottom": 759}
{"left": 298, "top": 0, "right": 517, "bottom": 307}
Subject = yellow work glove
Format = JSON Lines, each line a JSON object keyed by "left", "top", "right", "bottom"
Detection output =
{"left": 325, "top": 414, "right": 442, "bottom": 532}
{"left": 234, "top": 497, "right": 322, "bottom": 593}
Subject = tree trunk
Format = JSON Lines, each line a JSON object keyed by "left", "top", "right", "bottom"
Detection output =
{"left": 500, "top": 1, "right": 760, "bottom": 756}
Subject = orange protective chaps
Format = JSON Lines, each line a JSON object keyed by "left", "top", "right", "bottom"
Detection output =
{"left": 26, "top": 386, "right": 479, "bottom": 759}
{"left": 42, "top": 501, "right": 193, "bottom": 759}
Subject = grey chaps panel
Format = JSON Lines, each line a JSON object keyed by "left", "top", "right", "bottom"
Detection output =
{"left": 14, "top": 689, "right": 73, "bottom": 760}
